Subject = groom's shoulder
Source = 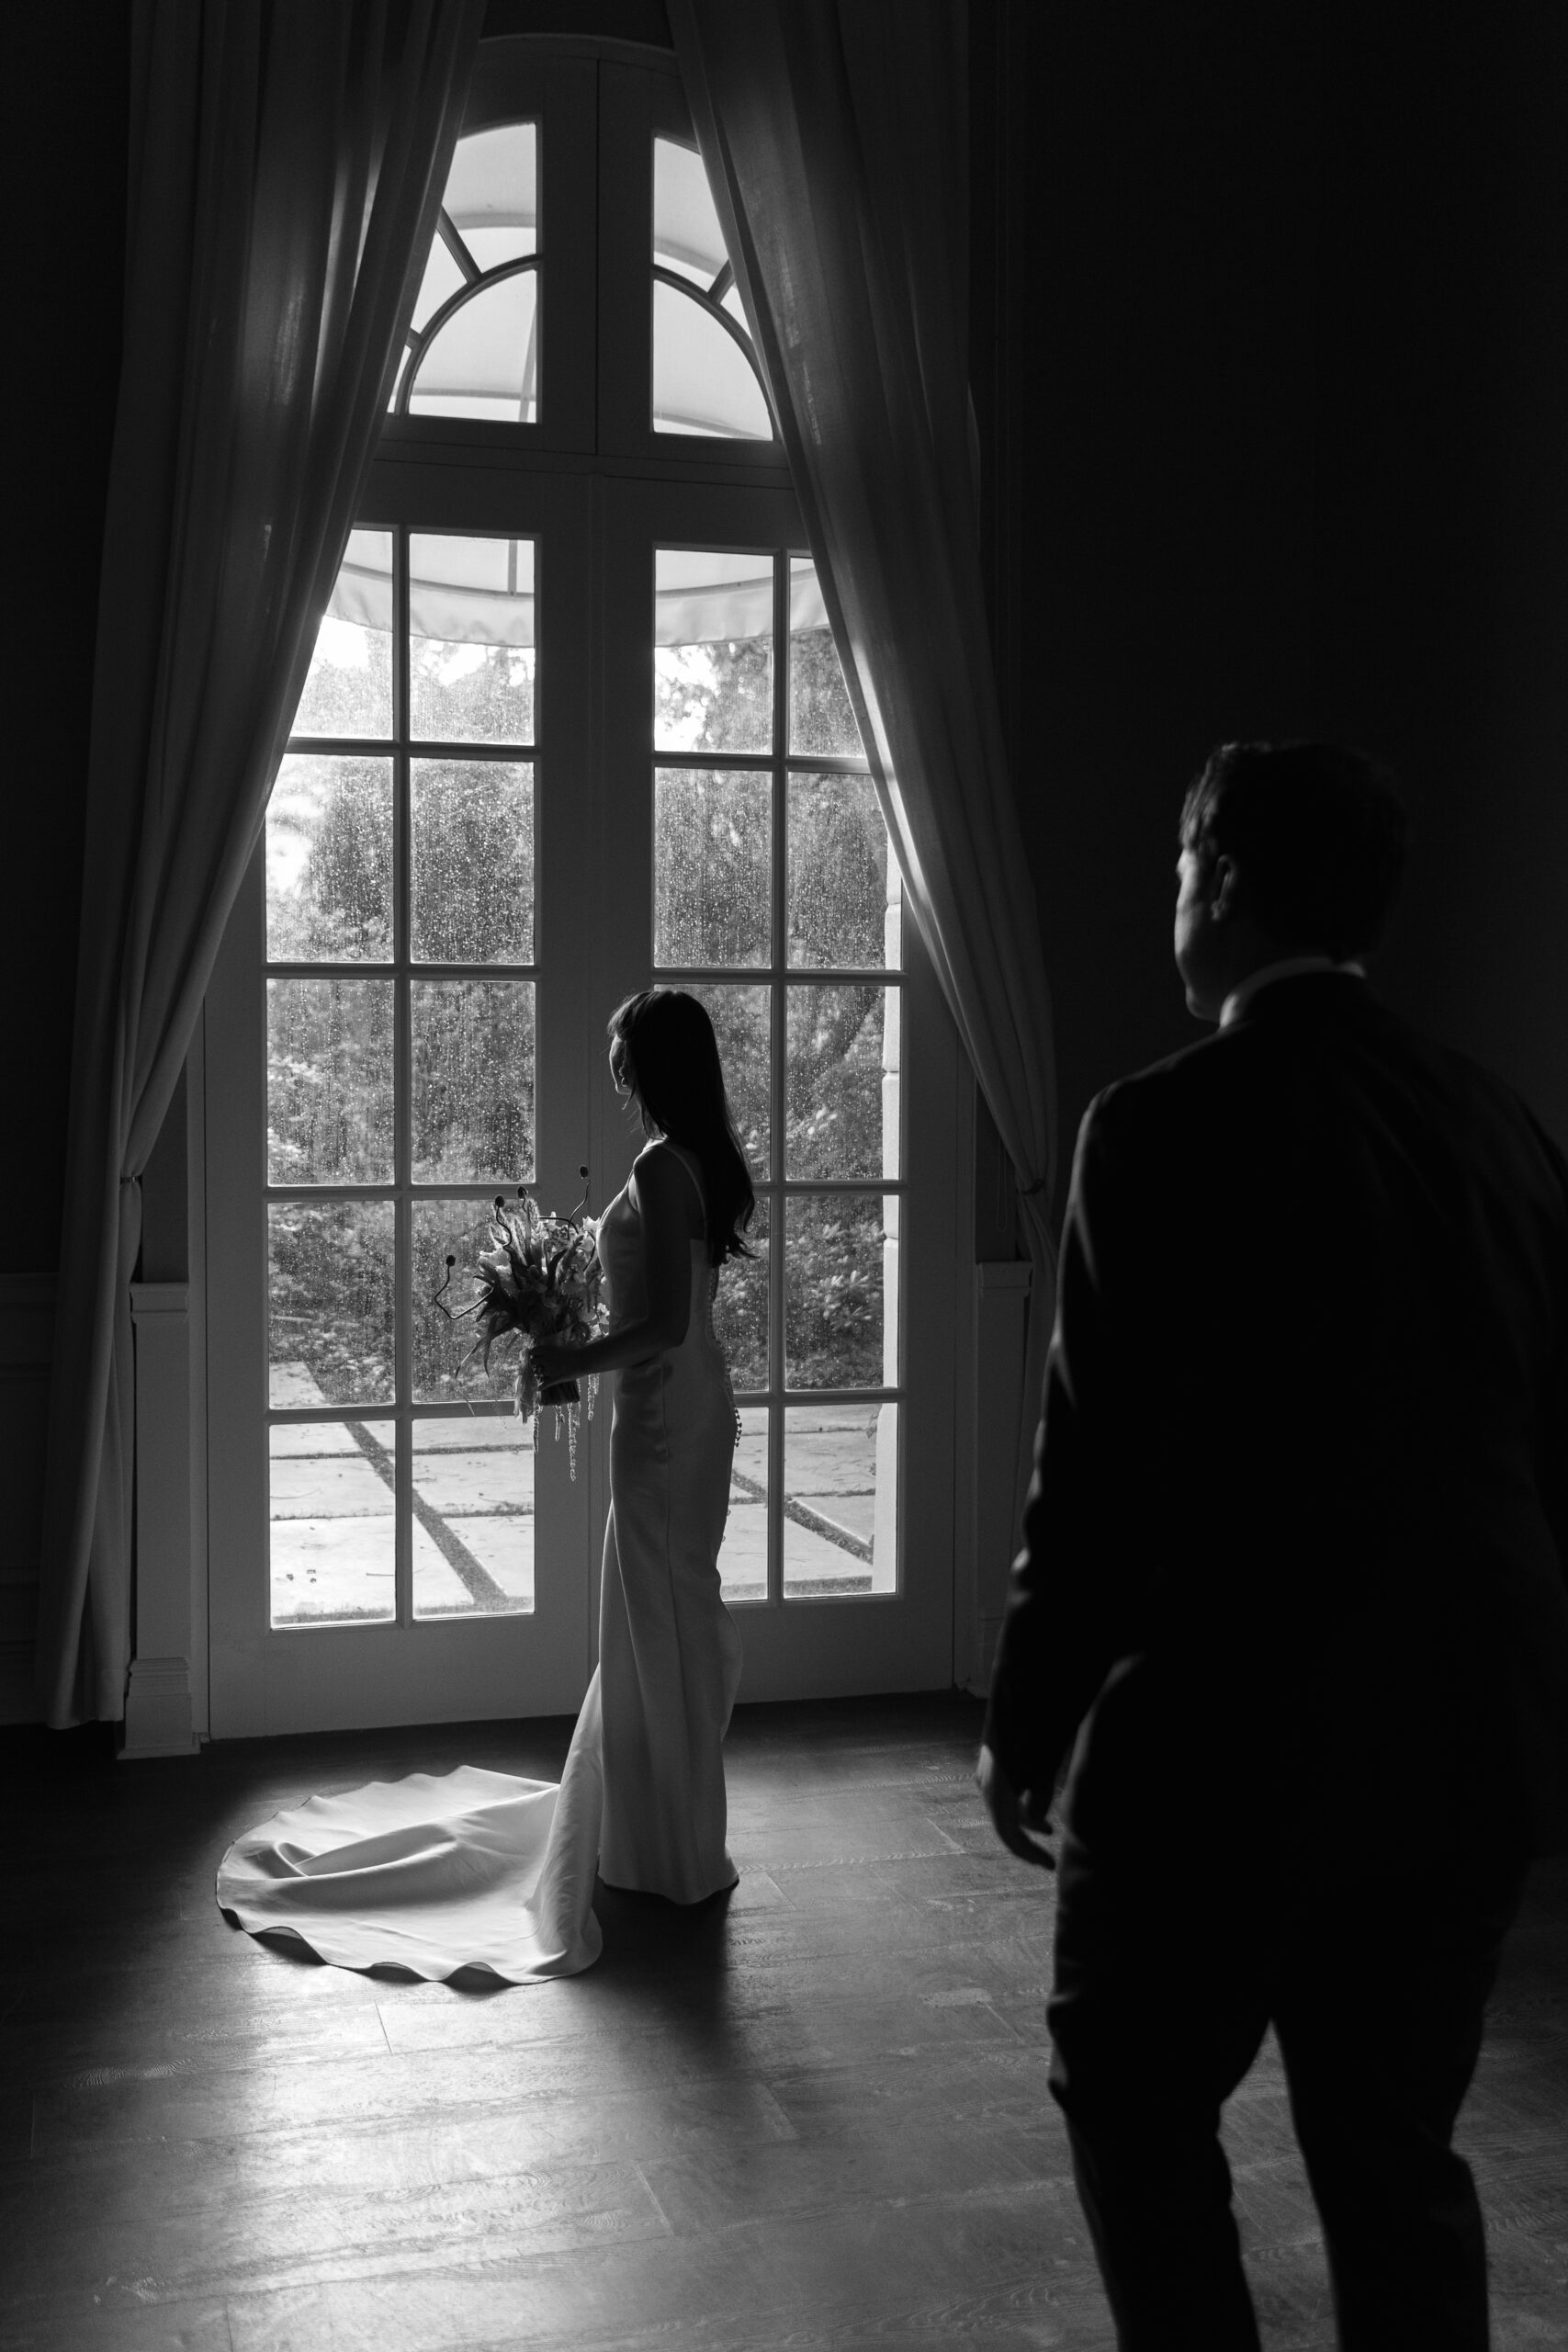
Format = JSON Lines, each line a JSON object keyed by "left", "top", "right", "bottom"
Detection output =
{"left": 1082, "top": 993, "right": 1568, "bottom": 1203}
{"left": 1080, "top": 1028, "right": 1234, "bottom": 1147}
{"left": 1075, "top": 1010, "right": 1355, "bottom": 1176}
{"left": 1062, "top": 1043, "right": 1221, "bottom": 1208}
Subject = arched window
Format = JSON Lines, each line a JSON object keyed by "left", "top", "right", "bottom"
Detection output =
{"left": 204, "top": 39, "right": 958, "bottom": 1735}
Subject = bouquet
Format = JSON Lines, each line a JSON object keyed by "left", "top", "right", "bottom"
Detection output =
{"left": 435, "top": 1173, "right": 605, "bottom": 1476}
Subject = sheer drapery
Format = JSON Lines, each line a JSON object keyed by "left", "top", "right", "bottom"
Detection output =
{"left": 670, "top": 1, "right": 1060, "bottom": 1533}
{"left": 38, "top": 0, "right": 483, "bottom": 1725}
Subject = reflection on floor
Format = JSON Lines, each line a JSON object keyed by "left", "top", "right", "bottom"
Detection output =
{"left": 271, "top": 1368, "right": 891, "bottom": 1624}
{"left": 8, "top": 1693, "right": 1568, "bottom": 2350}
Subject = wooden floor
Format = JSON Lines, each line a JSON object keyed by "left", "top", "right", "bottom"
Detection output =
{"left": 5, "top": 1693, "right": 1567, "bottom": 2350}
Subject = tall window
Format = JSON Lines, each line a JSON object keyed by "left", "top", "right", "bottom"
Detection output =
{"left": 208, "top": 39, "right": 942, "bottom": 1736}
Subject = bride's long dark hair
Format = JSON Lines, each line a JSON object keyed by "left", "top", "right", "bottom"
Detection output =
{"left": 608, "top": 989, "right": 756, "bottom": 1265}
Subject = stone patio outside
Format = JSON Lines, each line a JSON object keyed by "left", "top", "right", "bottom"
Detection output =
{"left": 269, "top": 1368, "right": 890, "bottom": 1625}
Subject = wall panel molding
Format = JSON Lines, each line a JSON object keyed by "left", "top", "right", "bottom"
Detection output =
{"left": 124, "top": 1281, "right": 199, "bottom": 1756}
{"left": 966, "top": 1259, "right": 1032, "bottom": 1696}
{"left": 0, "top": 1271, "right": 55, "bottom": 1723}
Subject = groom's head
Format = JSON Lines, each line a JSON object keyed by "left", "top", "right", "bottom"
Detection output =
{"left": 1174, "top": 741, "right": 1408, "bottom": 1020}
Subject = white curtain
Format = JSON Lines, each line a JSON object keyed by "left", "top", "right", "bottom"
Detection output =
{"left": 670, "top": 1, "right": 1060, "bottom": 1534}
{"left": 37, "top": 0, "right": 484, "bottom": 1725}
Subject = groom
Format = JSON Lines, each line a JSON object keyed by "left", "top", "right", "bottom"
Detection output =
{"left": 979, "top": 741, "right": 1568, "bottom": 2349}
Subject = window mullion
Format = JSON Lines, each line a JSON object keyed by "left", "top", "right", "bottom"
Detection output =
{"left": 767, "top": 548, "right": 789, "bottom": 1608}
{"left": 393, "top": 527, "right": 413, "bottom": 1630}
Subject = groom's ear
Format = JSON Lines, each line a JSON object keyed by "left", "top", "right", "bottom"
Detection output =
{"left": 1209, "top": 854, "right": 1244, "bottom": 924}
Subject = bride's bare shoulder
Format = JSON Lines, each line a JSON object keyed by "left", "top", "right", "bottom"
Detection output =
{"left": 631, "top": 1140, "right": 705, "bottom": 1229}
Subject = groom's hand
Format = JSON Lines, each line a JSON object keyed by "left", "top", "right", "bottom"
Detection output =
{"left": 976, "top": 1743, "right": 1056, "bottom": 1870}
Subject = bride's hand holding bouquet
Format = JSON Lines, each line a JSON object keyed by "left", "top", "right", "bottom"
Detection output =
{"left": 528, "top": 1334, "right": 584, "bottom": 1391}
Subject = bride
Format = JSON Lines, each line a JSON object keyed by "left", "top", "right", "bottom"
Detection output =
{"left": 534, "top": 987, "right": 752, "bottom": 1903}
{"left": 216, "top": 989, "right": 755, "bottom": 1980}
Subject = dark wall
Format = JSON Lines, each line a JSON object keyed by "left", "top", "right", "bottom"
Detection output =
{"left": 3, "top": 8, "right": 130, "bottom": 1272}
{"left": 977, "top": 1, "right": 1568, "bottom": 1205}
{"left": 1307, "top": 3, "right": 1568, "bottom": 1145}
{"left": 980, "top": 1, "right": 1320, "bottom": 1198}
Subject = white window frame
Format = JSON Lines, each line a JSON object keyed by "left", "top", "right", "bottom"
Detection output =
{"left": 201, "top": 37, "right": 964, "bottom": 1735}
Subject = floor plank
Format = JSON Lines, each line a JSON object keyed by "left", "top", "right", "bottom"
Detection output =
{"left": 7, "top": 1695, "right": 1567, "bottom": 2349}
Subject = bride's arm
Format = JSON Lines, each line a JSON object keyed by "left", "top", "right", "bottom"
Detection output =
{"left": 533, "top": 1147, "right": 699, "bottom": 1381}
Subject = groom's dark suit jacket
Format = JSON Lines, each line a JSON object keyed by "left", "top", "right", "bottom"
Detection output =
{"left": 985, "top": 973, "right": 1568, "bottom": 1873}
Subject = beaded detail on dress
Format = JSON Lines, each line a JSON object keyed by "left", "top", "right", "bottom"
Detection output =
{"left": 703, "top": 1260, "right": 742, "bottom": 1446}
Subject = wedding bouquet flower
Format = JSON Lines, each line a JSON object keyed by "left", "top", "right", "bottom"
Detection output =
{"left": 436, "top": 1178, "right": 605, "bottom": 1476}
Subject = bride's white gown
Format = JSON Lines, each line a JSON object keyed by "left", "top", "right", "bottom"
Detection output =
{"left": 217, "top": 1143, "right": 742, "bottom": 1979}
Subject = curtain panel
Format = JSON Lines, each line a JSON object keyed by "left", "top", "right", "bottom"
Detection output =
{"left": 37, "top": 0, "right": 484, "bottom": 1726}
{"left": 669, "top": 0, "right": 1060, "bottom": 1538}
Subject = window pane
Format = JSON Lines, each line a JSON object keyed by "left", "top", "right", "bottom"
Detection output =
{"left": 654, "top": 769, "right": 771, "bottom": 967}
{"left": 655, "top": 549, "right": 773, "bottom": 752}
{"left": 788, "top": 560, "right": 863, "bottom": 756}
{"left": 412, "top": 1419, "right": 533, "bottom": 1619}
{"left": 784, "top": 1192, "right": 893, "bottom": 1390}
{"left": 652, "top": 282, "right": 771, "bottom": 440}
{"left": 719, "top": 1405, "right": 768, "bottom": 1603}
{"left": 683, "top": 983, "right": 769, "bottom": 1174}
{"left": 653, "top": 137, "right": 731, "bottom": 288}
{"left": 408, "top": 269, "right": 539, "bottom": 425}
{"left": 783, "top": 1404, "right": 897, "bottom": 1600}
{"left": 443, "top": 122, "right": 537, "bottom": 270}
{"left": 290, "top": 532, "right": 393, "bottom": 740}
{"left": 788, "top": 775, "right": 898, "bottom": 970}
{"left": 266, "top": 757, "right": 393, "bottom": 963}
{"left": 270, "top": 1419, "right": 396, "bottom": 1626}
{"left": 268, "top": 1201, "right": 395, "bottom": 1408}
{"left": 267, "top": 979, "right": 394, "bottom": 1184}
{"left": 651, "top": 140, "right": 768, "bottom": 440}
{"left": 714, "top": 1193, "right": 769, "bottom": 1395}
{"left": 411, "top": 981, "right": 536, "bottom": 1183}
{"left": 786, "top": 985, "right": 899, "bottom": 1181}
{"left": 401, "top": 119, "right": 540, "bottom": 420}
{"left": 412, "top": 762, "right": 534, "bottom": 964}
{"left": 409, "top": 237, "right": 466, "bottom": 334}
{"left": 410, "top": 536, "right": 535, "bottom": 743}
{"left": 412, "top": 1197, "right": 528, "bottom": 1406}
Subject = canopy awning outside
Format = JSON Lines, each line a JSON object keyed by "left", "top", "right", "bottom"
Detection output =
{"left": 327, "top": 533, "right": 827, "bottom": 647}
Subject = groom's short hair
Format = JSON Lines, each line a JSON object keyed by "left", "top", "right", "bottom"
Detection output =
{"left": 1181, "top": 741, "right": 1409, "bottom": 960}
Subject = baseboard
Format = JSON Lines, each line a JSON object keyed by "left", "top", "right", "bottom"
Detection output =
{"left": 120, "top": 1654, "right": 199, "bottom": 1759}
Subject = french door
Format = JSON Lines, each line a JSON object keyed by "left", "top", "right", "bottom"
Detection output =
{"left": 208, "top": 473, "right": 599, "bottom": 1732}
{"left": 207, "top": 477, "right": 961, "bottom": 1735}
